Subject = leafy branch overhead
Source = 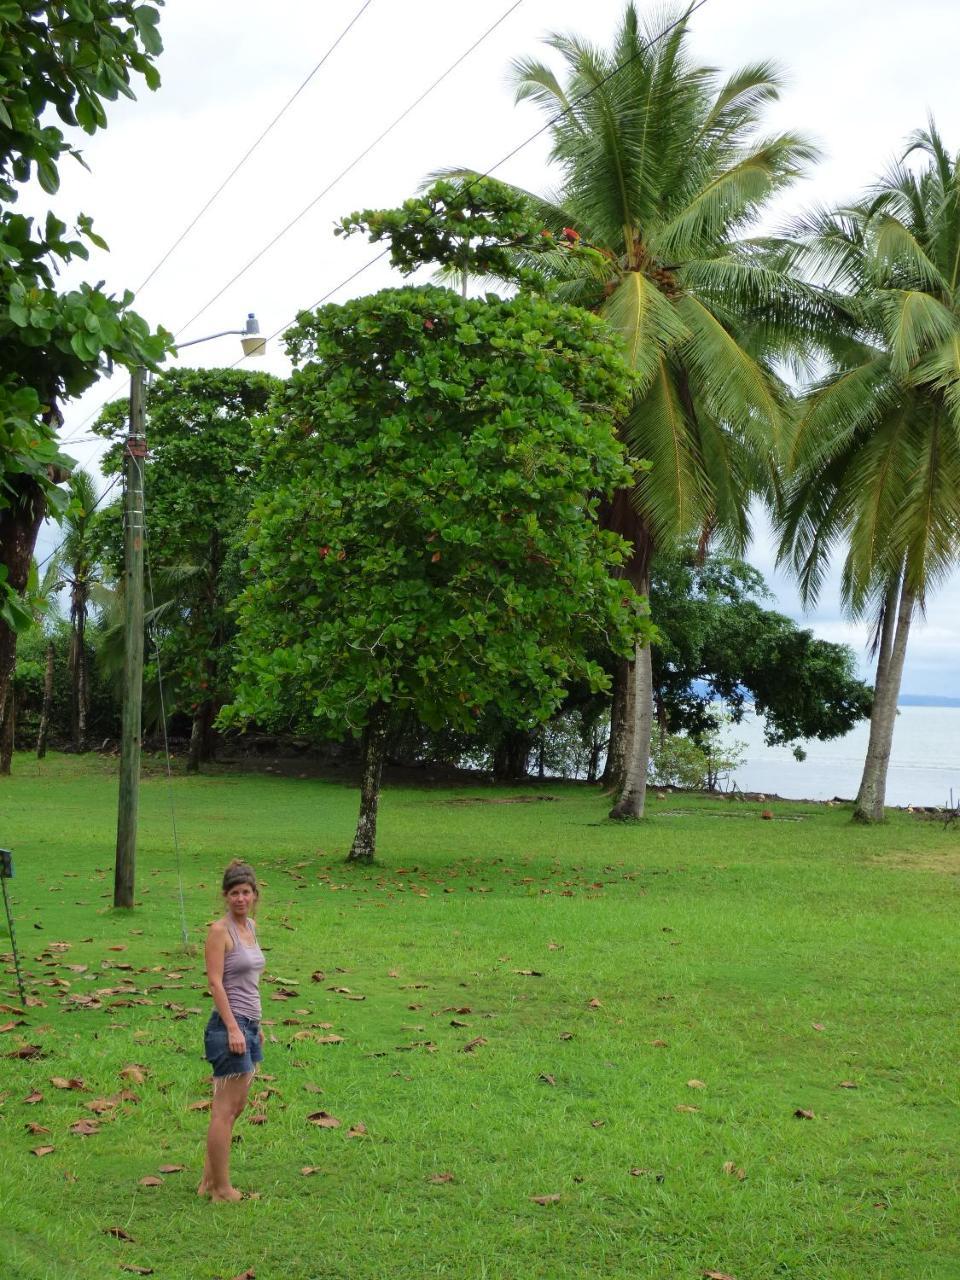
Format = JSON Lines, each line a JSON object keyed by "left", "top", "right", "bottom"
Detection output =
{"left": 0, "top": 1, "right": 172, "bottom": 649}
{"left": 335, "top": 177, "right": 604, "bottom": 290}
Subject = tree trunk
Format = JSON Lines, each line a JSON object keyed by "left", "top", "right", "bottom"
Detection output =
{"left": 0, "top": 474, "right": 48, "bottom": 746}
{"left": 609, "top": 636, "right": 654, "bottom": 820}
{"left": 0, "top": 688, "right": 14, "bottom": 776}
{"left": 186, "top": 699, "right": 217, "bottom": 773}
{"left": 36, "top": 641, "right": 55, "bottom": 759}
{"left": 853, "top": 580, "right": 915, "bottom": 824}
{"left": 586, "top": 723, "right": 604, "bottom": 784}
{"left": 537, "top": 731, "right": 546, "bottom": 780}
{"left": 347, "top": 703, "right": 389, "bottom": 863}
{"left": 492, "top": 728, "right": 532, "bottom": 782}
{"left": 601, "top": 656, "right": 630, "bottom": 789}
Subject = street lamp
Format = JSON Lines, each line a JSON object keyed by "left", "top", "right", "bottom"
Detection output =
{"left": 114, "top": 315, "right": 266, "bottom": 910}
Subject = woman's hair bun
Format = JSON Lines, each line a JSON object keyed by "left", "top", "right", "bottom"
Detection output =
{"left": 222, "top": 860, "right": 258, "bottom": 893}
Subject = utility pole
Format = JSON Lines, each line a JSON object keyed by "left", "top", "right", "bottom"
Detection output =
{"left": 114, "top": 366, "right": 146, "bottom": 909}
{"left": 111, "top": 314, "right": 264, "bottom": 911}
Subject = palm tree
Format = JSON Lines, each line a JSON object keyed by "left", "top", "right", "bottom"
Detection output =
{"left": 778, "top": 122, "right": 960, "bottom": 822}
{"left": 461, "top": 4, "right": 817, "bottom": 816}
{"left": 61, "top": 468, "right": 102, "bottom": 752}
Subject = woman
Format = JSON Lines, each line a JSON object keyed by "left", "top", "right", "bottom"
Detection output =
{"left": 198, "top": 859, "right": 266, "bottom": 1201}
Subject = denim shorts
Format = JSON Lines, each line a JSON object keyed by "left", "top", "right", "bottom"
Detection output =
{"left": 204, "top": 1010, "right": 263, "bottom": 1078}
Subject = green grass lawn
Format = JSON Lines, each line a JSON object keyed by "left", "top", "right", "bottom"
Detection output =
{"left": 1, "top": 753, "right": 959, "bottom": 1280}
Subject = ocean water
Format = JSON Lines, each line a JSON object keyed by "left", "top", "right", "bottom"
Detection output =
{"left": 718, "top": 705, "right": 960, "bottom": 808}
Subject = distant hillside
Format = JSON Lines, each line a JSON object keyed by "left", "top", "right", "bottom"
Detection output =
{"left": 899, "top": 695, "right": 960, "bottom": 707}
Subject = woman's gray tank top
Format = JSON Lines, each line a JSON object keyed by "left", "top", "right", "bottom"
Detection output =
{"left": 221, "top": 916, "right": 265, "bottom": 1021}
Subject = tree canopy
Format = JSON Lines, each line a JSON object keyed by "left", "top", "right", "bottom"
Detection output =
{"left": 225, "top": 280, "right": 646, "bottom": 858}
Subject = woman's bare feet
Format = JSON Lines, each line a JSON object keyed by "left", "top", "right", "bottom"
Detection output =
{"left": 196, "top": 1178, "right": 209, "bottom": 1197}
{"left": 209, "top": 1186, "right": 243, "bottom": 1202}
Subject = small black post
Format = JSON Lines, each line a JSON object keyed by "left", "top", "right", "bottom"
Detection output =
{"left": 0, "top": 849, "right": 26, "bottom": 1008}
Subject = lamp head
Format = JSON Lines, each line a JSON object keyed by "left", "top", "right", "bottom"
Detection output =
{"left": 241, "top": 312, "right": 265, "bottom": 356}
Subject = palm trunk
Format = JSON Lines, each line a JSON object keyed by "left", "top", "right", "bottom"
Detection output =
{"left": 853, "top": 580, "right": 915, "bottom": 824}
{"left": 347, "top": 702, "right": 389, "bottom": 863}
{"left": 609, "top": 635, "right": 654, "bottom": 819}
{"left": 873, "top": 572, "right": 900, "bottom": 695}
{"left": 36, "top": 641, "right": 55, "bottom": 759}
{"left": 75, "top": 593, "right": 88, "bottom": 752}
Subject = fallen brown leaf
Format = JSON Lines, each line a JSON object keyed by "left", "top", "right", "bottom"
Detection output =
{"left": 70, "top": 1119, "right": 99, "bottom": 1136}
{"left": 86, "top": 1098, "right": 117, "bottom": 1113}
{"left": 50, "top": 1077, "right": 85, "bottom": 1091}
{"left": 675, "top": 1105, "right": 700, "bottom": 1113}
{"left": 530, "top": 1193, "right": 561, "bottom": 1205}
{"left": 187, "top": 1100, "right": 211, "bottom": 1112}
{"left": 702, "top": 1272, "right": 738, "bottom": 1280}
{"left": 30, "top": 1145, "right": 55, "bottom": 1157}
{"left": 119, "top": 1064, "right": 147, "bottom": 1085}
{"left": 460, "top": 1036, "right": 488, "bottom": 1053}
{"left": 138, "top": 1175, "right": 164, "bottom": 1187}
{"left": 7, "top": 1044, "right": 44, "bottom": 1059}
{"left": 314, "top": 1035, "right": 344, "bottom": 1045}
{"left": 247, "top": 1113, "right": 268, "bottom": 1125}
{"left": 558, "top": 1032, "right": 574, "bottom": 1041}
{"left": 587, "top": 998, "right": 602, "bottom": 1009}
{"left": 25, "top": 1122, "right": 51, "bottom": 1134}
{"left": 119, "top": 1266, "right": 154, "bottom": 1275}
{"left": 794, "top": 1109, "right": 815, "bottom": 1120}
{"left": 103, "top": 1226, "right": 135, "bottom": 1241}
{"left": 307, "top": 1111, "right": 340, "bottom": 1128}
{"left": 513, "top": 969, "right": 543, "bottom": 977}
{"left": 23, "top": 1090, "right": 43, "bottom": 1104}
{"left": 300, "top": 1166, "right": 324, "bottom": 1176}
{"left": 838, "top": 1080, "right": 859, "bottom": 1089}
{"left": 590, "top": 1119, "right": 605, "bottom": 1129}
{"left": 687, "top": 1079, "right": 706, "bottom": 1089}
{"left": 650, "top": 1039, "right": 668, "bottom": 1048}
{"left": 428, "top": 1171, "right": 455, "bottom": 1184}
{"left": 346, "top": 1123, "right": 367, "bottom": 1138}
{"left": 310, "top": 971, "right": 326, "bottom": 983}
{"left": 158, "top": 1163, "right": 185, "bottom": 1174}
{"left": 811, "top": 1022, "right": 825, "bottom": 1032}
{"left": 538, "top": 1073, "right": 556, "bottom": 1086}
{"left": 0, "top": 1020, "right": 20, "bottom": 1033}
{"left": 721, "top": 1161, "right": 746, "bottom": 1181}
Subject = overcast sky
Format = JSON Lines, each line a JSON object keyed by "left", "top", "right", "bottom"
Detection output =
{"left": 33, "top": 0, "right": 960, "bottom": 696}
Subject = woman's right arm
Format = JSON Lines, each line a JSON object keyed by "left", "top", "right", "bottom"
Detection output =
{"left": 205, "top": 925, "right": 245, "bottom": 1054}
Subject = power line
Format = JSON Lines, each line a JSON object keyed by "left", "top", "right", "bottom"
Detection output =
{"left": 235, "top": 0, "right": 711, "bottom": 362}
{"left": 135, "top": 0, "right": 378, "bottom": 297}
{"left": 174, "top": 0, "right": 525, "bottom": 340}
